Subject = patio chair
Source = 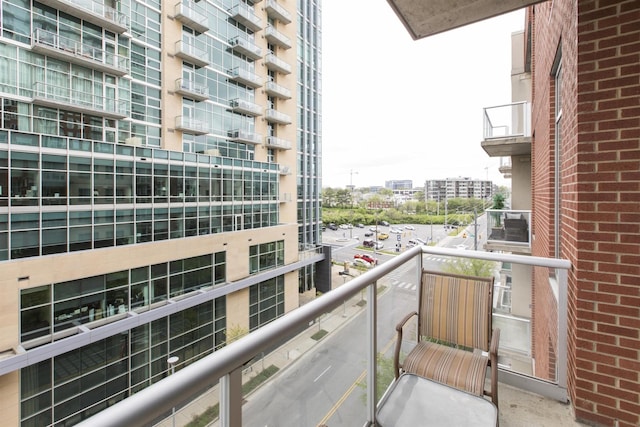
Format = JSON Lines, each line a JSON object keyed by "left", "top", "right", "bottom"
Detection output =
{"left": 393, "top": 269, "right": 500, "bottom": 408}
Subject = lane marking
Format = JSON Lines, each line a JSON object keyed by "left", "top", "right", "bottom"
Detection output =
{"left": 314, "top": 365, "right": 332, "bottom": 383}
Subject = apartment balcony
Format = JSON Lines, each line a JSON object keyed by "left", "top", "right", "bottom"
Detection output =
{"left": 70, "top": 247, "right": 574, "bottom": 427}
{"left": 31, "top": 29, "right": 129, "bottom": 76}
{"left": 481, "top": 101, "right": 532, "bottom": 157}
{"left": 227, "top": 67, "right": 263, "bottom": 88}
{"left": 279, "top": 165, "right": 291, "bottom": 175}
{"left": 229, "top": 98, "right": 262, "bottom": 116}
{"left": 485, "top": 209, "right": 531, "bottom": 254}
{"left": 265, "top": 108, "right": 291, "bottom": 125}
{"left": 172, "top": 0, "right": 209, "bottom": 33}
{"left": 264, "top": 80, "right": 291, "bottom": 99}
{"left": 228, "top": 36, "right": 262, "bottom": 60}
{"left": 32, "top": 81, "right": 127, "bottom": 119}
{"left": 264, "top": 25, "right": 292, "bottom": 49}
{"left": 279, "top": 192, "right": 292, "bottom": 202}
{"left": 264, "top": 53, "right": 292, "bottom": 74}
{"left": 227, "top": 129, "right": 261, "bottom": 145}
{"left": 265, "top": 136, "right": 292, "bottom": 150}
{"left": 174, "top": 40, "right": 210, "bottom": 68}
{"left": 499, "top": 157, "right": 512, "bottom": 178}
{"left": 39, "top": 0, "right": 127, "bottom": 33}
{"left": 175, "top": 116, "right": 208, "bottom": 135}
{"left": 264, "top": 0, "right": 292, "bottom": 24}
{"left": 174, "top": 78, "right": 209, "bottom": 101}
{"left": 228, "top": 4, "right": 263, "bottom": 32}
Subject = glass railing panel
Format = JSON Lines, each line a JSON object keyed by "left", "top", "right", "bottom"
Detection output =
{"left": 483, "top": 101, "right": 531, "bottom": 139}
{"left": 486, "top": 209, "right": 532, "bottom": 246}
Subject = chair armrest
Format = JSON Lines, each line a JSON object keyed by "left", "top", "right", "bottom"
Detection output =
{"left": 393, "top": 311, "right": 417, "bottom": 379}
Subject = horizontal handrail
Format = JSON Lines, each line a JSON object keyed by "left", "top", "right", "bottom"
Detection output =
{"left": 76, "top": 246, "right": 570, "bottom": 426}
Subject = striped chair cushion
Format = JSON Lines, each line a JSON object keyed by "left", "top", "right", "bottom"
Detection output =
{"left": 402, "top": 341, "right": 489, "bottom": 396}
{"left": 419, "top": 271, "right": 492, "bottom": 351}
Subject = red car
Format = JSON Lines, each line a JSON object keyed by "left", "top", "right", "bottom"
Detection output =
{"left": 354, "top": 254, "right": 377, "bottom": 264}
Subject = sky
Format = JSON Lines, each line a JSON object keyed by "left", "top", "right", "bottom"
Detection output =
{"left": 320, "top": 1, "right": 525, "bottom": 189}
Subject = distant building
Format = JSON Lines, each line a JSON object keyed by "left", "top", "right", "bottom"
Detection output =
{"left": 425, "top": 177, "right": 493, "bottom": 201}
{"left": 384, "top": 180, "right": 413, "bottom": 190}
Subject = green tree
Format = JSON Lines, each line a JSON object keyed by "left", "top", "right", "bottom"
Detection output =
{"left": 358, "top": 353, "right": 396, "bottom": 403}
{"left": 492, "top": 193, "right": 506, "bottom": 210}
{"left": 442, "top": 258, "right": 497, "bottom": 278}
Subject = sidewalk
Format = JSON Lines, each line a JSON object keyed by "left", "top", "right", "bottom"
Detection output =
{"left": 155, "top": 264, "right": 373, "bottom": 427}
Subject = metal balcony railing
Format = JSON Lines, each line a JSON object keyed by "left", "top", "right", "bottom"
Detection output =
{"left": 483, "top": 101, "right": 531, "bottom": 139}
{"left": 174, "top": 78, "right": 209, "bottom": 101}
{"left": 32, "top": 81, "right": 127, "bottom": 119}
{"left": 264, "top": 25, "right": 292, "bottom": 49}
{"left": 265, "top": 136, "right": 292, "bottom": 150}
{"left": 39, "top": 0, "right": 128, "bottom": 32}
{"left": 264, "top": 0, "right": 292, "bottom": 24}
{"left": 31, "top": 29, "right": 129, "bottom": 75}
{"left": 228, "top": 3, "right": 262, "bottom": 31}
{"left": 173, "top": 0, "right": 209, "bottom": 33}
{"left": 227, "top": 67, "right": 263, "bottom": 88}
{"left": 264, "top": 53, "right": 292, "bottom": 74}
{"left": 265, "top": 108, "right": 292, "bottom": 125}
{"left": 264, "top": 80, "right": 292, "bottom": 99}
{"left": 75, "top": 246, "right": 570, "bottom": 426}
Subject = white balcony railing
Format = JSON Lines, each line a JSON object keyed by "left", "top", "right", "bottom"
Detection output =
{"left": 175, "top": 116, "right": 208, "bottom": 135}
{"left": 227, "top": 67, "right": 263, "bottom": 88}
{"left": 264, "top": 81, "right": 292, "bottom": 99}
{"left": 73, "top": 247, "right": 570, "bottom": 427}
{"left": 32, "top": 29, "right": 129, "bottom": 75}
{"left": 228, "top": 3, "right": 262, "bottom": 31}
{"left": 264, "top": 25, "right": 292, "bottom": 49}
{"left": 229, "top": 98, "right": 262, "bottom": 116}
{"left": 175, "top": 39, "right": 210, "bottom": 68}
{"left": 174, "top": 78, "right": 209, "bottom": 101}
{"left": 39, "top": 0, "right": 128, "bottom": 32}
{"left": 173, "top": 0, "right": 209, "bottom": 33}
{"left": 227, "top": 129, "right": 261, "bottom": 145}
{"left": 32, "top": 81, "right": 127, "bottom": 119}
{"left": 483, "top": 101, "right": 531, "bottom": 139}
{"left": 265, "top": 136, "right": 292, "bottom": 150}
{"left": 228, "top": 36, "right": 262, "bottom": 60}
{"left": 264, "top": 0, "right": 292, "bottom": 24}
{"left": 265, "top": 108, "right": 292, "bottom": 124}
{"left": 264, "top": 53, "right": 292, "bottom": 74}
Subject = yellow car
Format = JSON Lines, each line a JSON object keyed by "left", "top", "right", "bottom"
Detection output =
{"left": 377, "top": 233, "right": 389, "bottom": 240}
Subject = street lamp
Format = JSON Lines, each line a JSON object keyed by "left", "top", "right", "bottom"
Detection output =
{"left": 167, "top": 356, "right": 180, "bottom": 427}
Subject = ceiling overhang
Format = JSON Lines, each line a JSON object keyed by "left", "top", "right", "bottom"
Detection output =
{"left": 385, "top": 0, "right": 543, "bottom": 40}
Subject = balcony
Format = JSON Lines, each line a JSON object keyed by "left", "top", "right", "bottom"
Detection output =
{"left": 174, "top": 39, "right": 210, "bottom": 68}
{"left": 228, "top": 36, "right": 262, "bottom": 60}
{"left": 264, "top": 53, "right": 292, "bottom": 74}
{"left": 71, "top": 247, "right": 573, "bottom": 427}
{"left": 229, "top": 98, "right": 262, "bottom": 116}
{"left": 485, "top": 209, "right": 531, "bottom": 254}
{"left": 265, "top": 108, "right": 291, "bottom": 125}
{"left": 499, "top": 157, "right": 512, "bottom": 178}
{"left": 175, "top": 116, "right": 208, "bottom": 135}
{"left": 279, "top": 165, "right": 291, "bottom": 175}
{"left": 228, "top": 4, "right": 262, "bottom": 32}
{"left": 227, "top": 67, "right": 263, "bottom": 88}
{"left": 481, "top": 101, "right": 532, "bottom": 157}
{"left": 264, "top": 0, "right": 292, "bottom": 24}
{"left": 39, "top": 0, "right": 127, "bottom": 33}
{"left": 172, "top": 0, "right": 209, "bottom": 33}
{"left": 264, "top": 25, "right": 292, "bottom": 49}
{"left": 32, "top": 81, "right": 127, "bottom": 119}
{"left": 227, "top": 129, "right": 261, "bottom": 145}
{"left": 174, "top": 78, "right": 209, "bottom": 101}
{"left": 264, "top": 80, "right": 291, "bottom": 99}
{"left": 31, "top": 29, "right": 129, "bottom": 76}
{"left": 279, "top": 192, "right": 292, "bottom": 202}
{"left": 265, "top": 136, "right": 292, "bottom": 150}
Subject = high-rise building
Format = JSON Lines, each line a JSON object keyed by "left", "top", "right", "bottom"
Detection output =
{"left": 0, "top": 0, "right": 322, "bottom": 425}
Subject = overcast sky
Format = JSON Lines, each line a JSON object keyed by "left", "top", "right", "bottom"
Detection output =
{"left": 320, "top": 1, "right": 525, "bottom": 189}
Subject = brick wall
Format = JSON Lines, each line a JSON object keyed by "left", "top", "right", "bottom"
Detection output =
{"left": 530, "top": 1, "right": 640, "bottom": 426}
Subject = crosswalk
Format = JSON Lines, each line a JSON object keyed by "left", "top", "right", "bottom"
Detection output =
{"left": 391, "top": 279, "right": 417, "bottom": 293}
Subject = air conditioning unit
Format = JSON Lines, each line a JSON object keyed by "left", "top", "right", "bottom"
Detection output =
{"left": 125, "top": 137, "right": 142, "bottom": 146}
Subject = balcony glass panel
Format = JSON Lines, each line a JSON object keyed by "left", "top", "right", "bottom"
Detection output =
{"left": 229, "top": 99, "right": 262, "bottom": 116}
{"left": 32, "top": 82, "right": 127, "bottom": 119}
{"left": 485, "top": 209, "right": 531, "bottom": 248}
{"left": 175, "top": 40, "right": 210, "bottom": 68}
{"left": 228, "top": 4, "right": 263, "bottom": 31}
{"left": 31, "top": 29, "right": 129, "bottom": 76}
{"left": 33, "top": 249, "right": 571, "bottom": 427}
{"left": 39, "top": 0, "right": 128, "bottom": 33}
{"left": 173, "top": 0, "right": 209, "bottom": 33}
{"left": 264, "top": 81, "right": 291, "bottom": 99}
{"left": 175, "top": 116, "right": 208, "bottom": 135}
{"left": 264, "top": 54, "right": 292, "bottom": 74}
{"left": 174, "top": 78, "right": 208, "bottom": 101}
{"left": 265, "top": 136, "right": 291, "bottom": 150}
{"left": 264, "top": 0, "right": 292, "bottom": 24}
{"left": 228, "top": 36, "right": 262, "bottom": 60}
{"left": 265, "top": 108, "right": 291, "bottom": 125}
{"left": 483, "top": 102, "right": 531, "bottom": 139}
{"left": 264, "top": 25, "right": 292, "bottom": 49}
{"left": 227, "top": 67, "right": 263, "bottom": 88}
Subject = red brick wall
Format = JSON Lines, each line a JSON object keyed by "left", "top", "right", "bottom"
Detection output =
{"left": 530, "top": 1, "right": 640, "bottom": 426}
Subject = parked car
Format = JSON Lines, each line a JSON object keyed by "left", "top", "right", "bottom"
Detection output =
{"left": 363, "top": 239, "right": 376, "bottom": 248}
{"left": 377, "top": 220, "right": 390, "bottom": 226}
{"left": 369, "top": 226, "right": 378, "bottom": 232}
{"left": 352, "top": 258, "right": 372, "bottom": 268}
{"left": 364, "top": 231, "right": 374, "bottom": 237}
{"left": 415, "top": 238, "right": 427, "bottom": 245}
{"left": 374, "top": 241, "right": 384, "bottom": 250}
{"left": 356, "top": 223, "right": 365, "bottom": 228}
{"left": 389, "top": 228, "right": 402, "bottom": 234}
{"left": 377, "top": 233, "right": 389, "bottom": 240}
{"left": 354, "top": 254, "right": 377, "bottom": 264}
{"left": 339, "top": 224, "right": 349, "bottom": 229}
{"left": 404, "top": 225, "right": 415, "bottom": 230}
{"left": 328, "top": 223, "right": 338, "bottom": 231}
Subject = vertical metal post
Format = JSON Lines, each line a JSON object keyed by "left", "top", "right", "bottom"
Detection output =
{"left": 367, "top": 281, "right": 378, "bottom": 424}
{"left": 220, "top": 367, "right": 242, "bottom": 427}
{"left": 474, "top": 208, "right": 478, "bottom": 250}
{"left": 167, "top": 356, "right": 179, "bottom": 427}
{"left": 556, "top": 268, "right": 568, "bottom": 392}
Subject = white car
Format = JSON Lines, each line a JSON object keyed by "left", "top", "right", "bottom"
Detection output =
{"left": 415, "top": 238, "right": 427, "bottom": 245}
{"left": 339, "top": 224, "right": 349, "bottom": 229}
{"left": 404, "top": 225, "right": 415, "bottom": 230}
{"left": 352, "top": 258, "right": 372, "bottom": 268}
{"left": 389, "top": 228, "right": 402, "bottom": 234}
